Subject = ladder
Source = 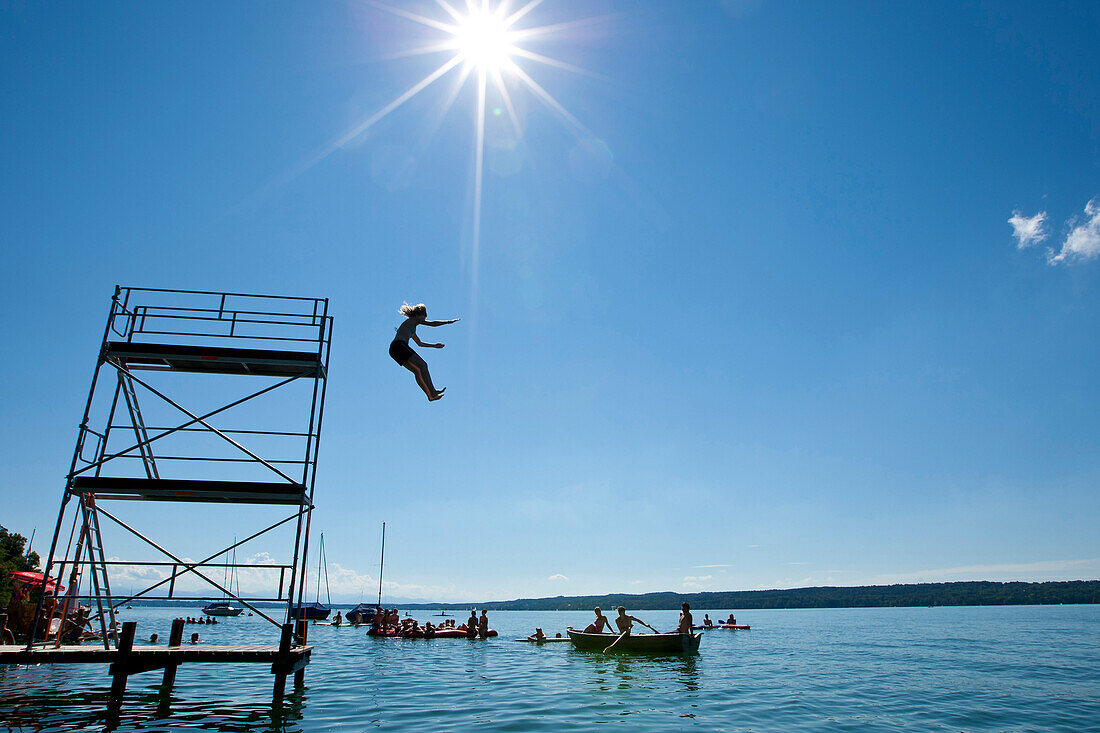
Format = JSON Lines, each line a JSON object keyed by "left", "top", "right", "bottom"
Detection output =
{"left": 119, "top": 371, "right": 159, "bottom": 479}
{"left": 48, "top": 494, "right": 116, "bottom": 649}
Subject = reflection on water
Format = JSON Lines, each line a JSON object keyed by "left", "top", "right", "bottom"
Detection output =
{"left": 1, "top": 606, "right": 1099, "bottom": 731}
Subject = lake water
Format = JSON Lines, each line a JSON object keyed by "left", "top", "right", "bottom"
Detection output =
{"left": 1, "top": 604, "right": 1098, "bottom": 731}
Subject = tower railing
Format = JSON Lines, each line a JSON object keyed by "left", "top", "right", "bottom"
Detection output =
{"left": 28, "top": 286, "right": 332, "bottom": 652}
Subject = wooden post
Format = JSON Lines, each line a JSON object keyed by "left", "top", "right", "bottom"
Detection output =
{"left": 272, "top": 623, "right": 292, "bottom": 702}
{"left": 294, "top": 620, "right": 307, "bottom": 687}
{"left": 109, "top": 621, "right": 137, "bottom": 698}
{"left": 161, "top": 618, "right": 185, "bottom": 688}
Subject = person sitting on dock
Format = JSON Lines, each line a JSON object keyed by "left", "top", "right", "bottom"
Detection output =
{"left": 389, "top": 303, "right": 460, "bottom": 402}
{"left": 614, "top": 606, "right": 658, "bottom": 636}
{"left": 582, "top": 607, "right": 614, "bottom": 634}
{"left": 677, "top": 602, "right": 693, "bottom": 634}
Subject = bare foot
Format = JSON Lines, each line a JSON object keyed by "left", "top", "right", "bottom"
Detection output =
{"left": 438, "top": 387, "right": 446, "bottom": 394}
{"left": 429, "top": 392, "right": 445, "bottom": 402}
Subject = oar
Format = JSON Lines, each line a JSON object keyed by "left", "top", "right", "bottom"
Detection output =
{"left": 603, "top": 629, "right": 629, "bottom": 653}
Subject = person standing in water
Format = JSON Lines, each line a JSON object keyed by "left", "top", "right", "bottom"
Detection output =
{"left": 389, "top": 303, "right": 459, "bottom": 401}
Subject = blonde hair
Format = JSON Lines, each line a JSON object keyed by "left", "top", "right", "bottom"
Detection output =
{"left": 399, "top": 302, "right": 427, "bottom": 318}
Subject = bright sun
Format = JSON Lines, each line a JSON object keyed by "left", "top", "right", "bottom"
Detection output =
{"left": 453, "top": 9, "right": 514, "bottom": 71}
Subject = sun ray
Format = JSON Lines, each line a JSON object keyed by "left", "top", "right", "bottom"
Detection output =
{"left": 433, "top": 0, "right": 465, "bottom": 23}
{"left": 491, "top": 68, "right": 523, "bottom": 138}
{"left": 506, "top": 58, "right": 591, "bottom": 137}
{"left": 380, "top": 40, "right": 463, "bottom": 61}
{"left": 509, "top": 47, "right": 606, "bottom": 80}
{"left": 332, "top": 54, "right": 464, "bottom": 149}
{"left": 504, "top": 0, "right": 545, "bottom": 28}
{"left": 510, "top": 14, "right": 618, "bottom": 42}
{"left": 365, "top": 0, "right": 459, "bottom": 34}
{"left": 472, "top": 67, "right": 487, "bottom": 270}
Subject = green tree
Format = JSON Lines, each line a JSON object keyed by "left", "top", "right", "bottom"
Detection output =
{"left": 0, "top": 525, "right": 41, "bottom": 606}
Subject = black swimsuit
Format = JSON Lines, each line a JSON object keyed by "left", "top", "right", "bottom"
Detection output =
{"left": 389, "top": 339, "right": 415, "bottom": 365}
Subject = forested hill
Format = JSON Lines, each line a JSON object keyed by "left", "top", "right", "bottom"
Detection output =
{"left": 402, "top": 581, "right": 1100, "bottom": 611}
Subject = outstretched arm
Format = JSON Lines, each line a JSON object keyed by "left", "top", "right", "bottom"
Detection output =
{"left": 411, "top": 333, "right": 444, "bottom": 349}
{"left": 424, "top": 318, "right": 460, "bottom": 326}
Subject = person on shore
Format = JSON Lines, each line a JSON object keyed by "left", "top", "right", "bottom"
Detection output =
{"left": 478, "top": 610, "right": 489, "bottom": 637}
{"left": 582, "top": 607, "right": 614, "bottom": 634}
{"left": 677, "top": 602, "right": 693, "bottom": 634}
{"left": 389, "top": 303, "right": 460, "bottom": 401}
{"left": 614, "top": 606, "right": 657, "bottom": 636}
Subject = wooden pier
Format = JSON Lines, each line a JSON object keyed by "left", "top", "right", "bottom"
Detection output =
{"left": 0, "top": 621, "right": 312, "bottom": 703}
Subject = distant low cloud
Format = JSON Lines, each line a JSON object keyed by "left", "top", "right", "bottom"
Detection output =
{"left": 1048, "top": 199, "right": 1100, "bottom": 264}
{"left": 871, "top": 558, "right": 1100, "bottom": 584}
{"left": 691, "top": 564, "right": 732, "bottom": 569}
{"left": 547, "top": 573, "right": 569, "bottom": 581}
{"left": 1008, "top": 210, "right": 1048, "bottom": 249}
{"left": 682, "top": 574, "right": 712, "bottom": 590}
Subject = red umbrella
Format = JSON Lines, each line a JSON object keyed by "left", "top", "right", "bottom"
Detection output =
{"left": 7, "top": 571, "right": 60, "bottom": 593}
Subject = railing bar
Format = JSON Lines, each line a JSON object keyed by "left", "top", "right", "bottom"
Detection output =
{"left": 119, "top": 286, "right": 322, "bottom": 302}
{"left": 108, "top": 454, "right": 307, "bottom": 463}
{"left": 122, "top": 330, "right": 320, "bottom": 343}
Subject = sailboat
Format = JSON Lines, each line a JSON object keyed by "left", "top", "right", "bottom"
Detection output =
{"left": 347, "top": 522, "right": 386, "bottom": 625}
{"left": 290, "top": 532, "right": 331, "bottom": 620}
{"left": 203, "top": 541, "right": 243, "bottom": 617}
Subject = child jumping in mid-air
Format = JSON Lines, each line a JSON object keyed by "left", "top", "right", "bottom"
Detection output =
{"left": 388, "top": 303, "right": 459, "bottom": 401}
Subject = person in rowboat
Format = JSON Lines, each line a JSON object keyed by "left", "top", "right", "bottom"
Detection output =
{"left": 676, "top": 602, "right": 693, "bottom": 634}
{"left": 582, "top": 606, "right": 614, "bottom": 634}
{"left": 389, "top": 303, "right": 459, "bottom": 401}
{"left": 614, "top": 606, "right": 658, "bottom": 636}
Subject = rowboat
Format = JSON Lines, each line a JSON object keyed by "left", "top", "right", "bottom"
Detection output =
{"left": 566, "top": 629, "right": 701, "bottom": 654}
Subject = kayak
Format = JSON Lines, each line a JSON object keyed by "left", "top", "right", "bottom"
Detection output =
{"left": 719, "top": 624, "right": 751, "bottom": 630}
{"left": 566, "top": 629, "right": 701, "bottom": 654}
{"left": 515, "top": 637, "right": 571, "bottom": 643}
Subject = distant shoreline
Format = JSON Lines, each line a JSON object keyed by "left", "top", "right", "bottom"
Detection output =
{"left": 399, "top": 580, "right": 1100, "bottom": 611}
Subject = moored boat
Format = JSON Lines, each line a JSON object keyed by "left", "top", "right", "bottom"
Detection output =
{"left": 290, "top": 601, "right": 331, "bottom": 620}
{"left": 202, "top": 601, "right": 243, "bottom": 617}
{"left": 345, "top": 603, "right": 382, "bottom": 624}
{"left": 566, "top": 629, "right": 701, "bottom": 653}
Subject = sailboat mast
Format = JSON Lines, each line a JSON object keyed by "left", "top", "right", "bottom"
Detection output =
{"left": 377, "top": 522, "right": 386, "bottom": 608}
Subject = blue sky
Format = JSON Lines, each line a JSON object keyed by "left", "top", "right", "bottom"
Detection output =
{"left": 2, "top": 0, "right": 1098, "bottom": 603}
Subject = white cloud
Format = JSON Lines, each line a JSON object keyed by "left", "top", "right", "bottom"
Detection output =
{"left": 1048, "top": 199, "right": 1100, "bottom": 264}
{"left": 547, "top": 573, "right": 569, "bottom": 581}
{"left": 691, "top": 563, "right": 732, "bottom": 569}
{"left": 681, "top": 574, "right": 712, "bottom": 589}
{"left": 871, "top": 558, "right": 1100, "bottom": 584}
{"left": 1009, "top": 210, "right": 1048, "bottom": 249}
